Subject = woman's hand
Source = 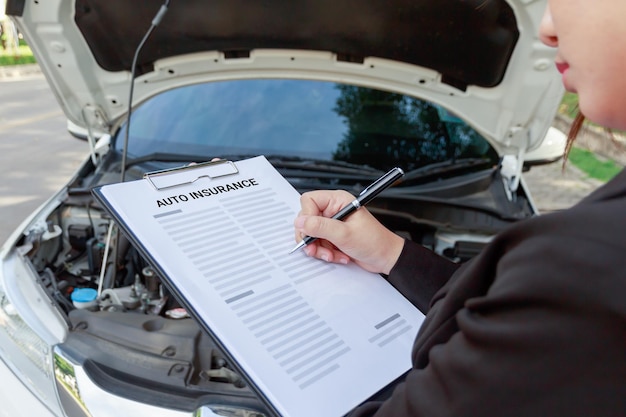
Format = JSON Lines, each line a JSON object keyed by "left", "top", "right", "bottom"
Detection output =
{"left": 293, "top": 190, "right": 405, "bottom": 275}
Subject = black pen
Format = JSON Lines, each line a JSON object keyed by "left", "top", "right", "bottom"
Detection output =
{"left": 289, "top": 167, "right": 405, "bottom": 254}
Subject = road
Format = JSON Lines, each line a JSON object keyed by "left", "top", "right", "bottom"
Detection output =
{"left": 523, "top": 159, "right": 603, "bottom": 213}
{"left": 0, "top": 75, "right": 87, "bottom": 241}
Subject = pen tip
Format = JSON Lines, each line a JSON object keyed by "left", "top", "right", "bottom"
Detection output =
{"left": 289, "top": 240, "right": 306, "bottom": 254}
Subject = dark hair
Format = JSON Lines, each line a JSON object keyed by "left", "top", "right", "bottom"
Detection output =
{"left": 563, "top": 111, "right": 621, "bottom": 170}
{"left": 562, "top": 112, "right": 586, "bottom": 168}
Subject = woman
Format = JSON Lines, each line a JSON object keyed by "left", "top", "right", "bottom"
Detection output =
{"left": 293, "top": 1, "right": 626, "bottom": 415}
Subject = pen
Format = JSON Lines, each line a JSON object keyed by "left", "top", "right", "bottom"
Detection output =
{"left": 289, "top": 167, "right": 405, "bottom": 254}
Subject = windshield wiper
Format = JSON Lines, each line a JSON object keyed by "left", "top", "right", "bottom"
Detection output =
{"left": 201, "top": 154, "right": 385, "bottom": 180}
{"left": 123, "top": 152, "right": 213, "bottom": 170}
{"left": 263, "top": 155, "right": 383, "bottom": 175}
{"left": 401, "top": 158, "right": 495, "bottom": 183}
{"left": 123, "top": 153, "right": 384, "bottom": 180}
{"left": 265, "top": 157, "right": 389, "bottom": 184}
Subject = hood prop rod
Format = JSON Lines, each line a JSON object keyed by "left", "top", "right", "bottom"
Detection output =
{"left": 120, "top": 0, "right": 170, "bottom": 182}
{"left": 81, "top": 106, "right": 103, "bottom": 166}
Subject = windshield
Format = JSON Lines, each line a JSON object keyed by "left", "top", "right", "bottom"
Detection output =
{"left": 114, "top": 79, "right": 498, "bottom": 173}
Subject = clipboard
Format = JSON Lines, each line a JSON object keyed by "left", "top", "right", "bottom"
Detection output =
{"left": 92, "top": 155, "right": 425, "bottom": 417}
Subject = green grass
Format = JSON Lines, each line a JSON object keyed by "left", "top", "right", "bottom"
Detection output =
{"left": 0, "top": 44, "right": 36, "bottom": 66}
{"left": 568, "top": 146, "right": 623, "bottom": 182}
{"left": 558, "top": 92, "right": 579, "bottom": 119}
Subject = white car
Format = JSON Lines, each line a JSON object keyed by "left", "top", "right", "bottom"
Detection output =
{"left": 1, "top": 0, "right": 563, "bottom": 416}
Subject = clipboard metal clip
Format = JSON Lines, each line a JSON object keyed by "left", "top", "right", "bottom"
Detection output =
{"left": 144, "top": 159, "right": 239, "bottom": 190}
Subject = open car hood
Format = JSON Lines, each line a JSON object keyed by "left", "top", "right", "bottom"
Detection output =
{"left": 7, "top": 0, "right": 563, "bottom": 157}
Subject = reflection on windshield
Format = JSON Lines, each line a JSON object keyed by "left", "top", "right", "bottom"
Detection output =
{"left": 115, "top": 79, "right": 498, "bottom": 172}
{"left": 332, "top": 85, "right": 495, "bottom": 171}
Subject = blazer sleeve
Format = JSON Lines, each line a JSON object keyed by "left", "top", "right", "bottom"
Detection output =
{"left": 385, "top": 239, "right": 462, "bottom": 313}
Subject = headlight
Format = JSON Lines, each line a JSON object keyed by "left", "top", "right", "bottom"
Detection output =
{"left": 0, "top": 253, "right": 64, "bottom": 416}
{"left": 0, "top": 292, "right": 51, "bottom": 376}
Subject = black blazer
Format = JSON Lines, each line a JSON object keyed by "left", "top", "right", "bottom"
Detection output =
{"left": 352, "top": 169, "right": 626, "bottom": 416}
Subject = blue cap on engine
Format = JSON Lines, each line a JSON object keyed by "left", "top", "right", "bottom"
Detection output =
{"left": 71, "top": 288, "right": 98, "bottom": 303}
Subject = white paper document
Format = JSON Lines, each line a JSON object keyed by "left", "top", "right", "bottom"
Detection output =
{"left": 93, "top": 156, "right": 425, "bottom": 417}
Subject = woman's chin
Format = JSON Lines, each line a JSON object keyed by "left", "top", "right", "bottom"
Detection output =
{"left": 581, "top": 104, "right": 626, "bottom": 131}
